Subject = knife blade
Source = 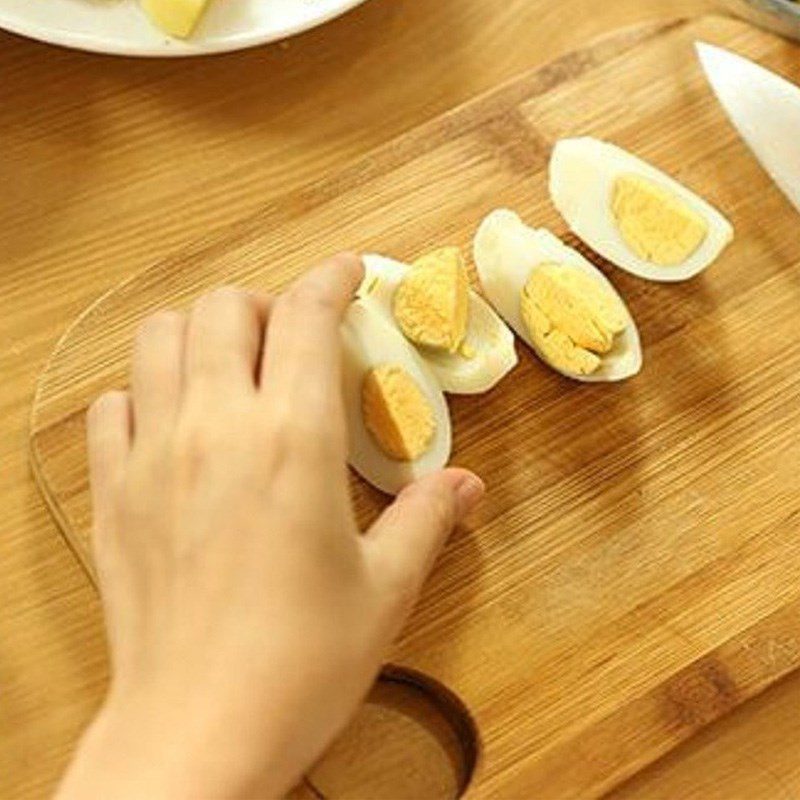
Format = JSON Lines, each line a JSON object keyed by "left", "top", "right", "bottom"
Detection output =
{"left": 696, "top": 41, "right": 800, "bottom": 214}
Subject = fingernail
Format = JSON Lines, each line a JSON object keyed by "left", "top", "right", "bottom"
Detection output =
{"left": 454, "top": 473, "right": 485, "bottom": 520}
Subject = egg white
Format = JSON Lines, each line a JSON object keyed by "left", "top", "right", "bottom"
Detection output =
{"left": 549, "top": 137, "right": 734, "bottom": 282}
{"left": 358, "top": 253, "right": 518, "bottom": 394}
{"left": 473, "top": 209, "right": 642, "bottom": 383}
{"left": 341, "top": 297, "right": 452, "bottom": 495}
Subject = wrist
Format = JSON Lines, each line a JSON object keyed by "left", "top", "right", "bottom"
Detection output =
{"left": 58, "top": 689, "right": 285, "bottom": 800}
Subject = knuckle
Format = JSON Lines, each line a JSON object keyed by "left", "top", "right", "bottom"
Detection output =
{"left": 252, "top": 421, "right": 283, "bottom": 463}
{"left": 262, "top": 396, "right": 293, "bottom": 430}
{"left": 166, "top": 430, "right": 210, "bottom": 486}
{"left": 278, "top": 417, "right": 314, "bottom": 449}
{"left": 170, "top": 402, "right": 246, "bottom": 457}
{"left": 171, "top": 416, "right": 211, "bottom": 462}
{"left": 286, "top": 416, "right": 323, "bottom": 443}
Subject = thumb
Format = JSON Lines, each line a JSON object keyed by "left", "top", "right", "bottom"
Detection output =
{"left": 365, "top": 468, "right": 484, "bottom": 603}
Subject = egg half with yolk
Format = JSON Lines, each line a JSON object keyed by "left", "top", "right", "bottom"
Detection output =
{"left": 473, "top": 209, "right": 642, "bottom": 382}
{"left": 359, "top": 248, "right": 518, "bottom": 394}
{"left": 342, "top": 297, "right": 452, "bottom": 495}
{"left": 549, "top": 137, "right": 733, "bottom": 282}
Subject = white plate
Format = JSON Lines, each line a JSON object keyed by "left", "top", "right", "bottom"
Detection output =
{"left": 0, "top": 0, "right": 369, "bottom": 57}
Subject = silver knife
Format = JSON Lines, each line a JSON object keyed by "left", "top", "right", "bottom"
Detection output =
{"left": 696, "top": 41, "right": 800, "bottom": 214}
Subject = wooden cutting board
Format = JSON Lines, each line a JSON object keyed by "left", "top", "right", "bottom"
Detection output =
{"left": 30, "top": 15, "right": 800, "bottom": 799}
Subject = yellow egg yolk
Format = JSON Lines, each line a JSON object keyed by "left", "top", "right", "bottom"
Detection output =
{"left": 141, "top": 0, "right": 211, "bottom": 37}
{"left": 459, "top": 342, "right": 476, "bottom": 359}
{"left": 520, "top": 264, "right": 627, "bottom": 376}
{"left": 392, "top": 247, "right": 469, "bottom": 353}
{"left": 611, "top": 173, "right": 709, "bottom": 266}
{"left": 362, "top": 365, "right": 436, "bottom": 461}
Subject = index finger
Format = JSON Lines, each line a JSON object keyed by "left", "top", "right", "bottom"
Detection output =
{"left": 260, "top": 253, "right": 364, "bottom": 422}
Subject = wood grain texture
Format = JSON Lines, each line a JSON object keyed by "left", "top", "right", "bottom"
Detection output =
{"left": 25, "top": 14, "right": 800, "bottom": 798}
{"left": 610, "top": 667, "right": 800, "bottom": 800}
{"left": 10, "top": 2, "right": 800, "bottom": 799}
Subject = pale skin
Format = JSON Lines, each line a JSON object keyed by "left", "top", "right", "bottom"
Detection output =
{"left": 57, "top": 253, "right": 484, "bottom": 800}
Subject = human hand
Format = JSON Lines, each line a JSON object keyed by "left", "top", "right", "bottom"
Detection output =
{"left": 58, "top": 254, "right": 484, "bottom": 800}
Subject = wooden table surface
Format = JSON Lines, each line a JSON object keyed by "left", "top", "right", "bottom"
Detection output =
{"left": 2, "top": 2, "right": 800, "bottom": 797}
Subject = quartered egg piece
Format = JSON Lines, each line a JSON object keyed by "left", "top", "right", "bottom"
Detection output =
{"left": 341, "top": 297, "right": 452, "bottom": 495}
{"left": 359, "top": 250, "right": 518, "bottom": 395}
{"left": 473, "top": 209, "right": 642, "bottom": 382}
{"left": 393, "top": 247, "right": 469, "bottom": 353}
{"left": 549, "top": 137, "right": 734, "bottom": 282}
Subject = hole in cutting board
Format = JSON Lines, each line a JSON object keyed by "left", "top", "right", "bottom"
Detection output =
{"left": 303, "top": 665, "right": 480, "bottom": 800}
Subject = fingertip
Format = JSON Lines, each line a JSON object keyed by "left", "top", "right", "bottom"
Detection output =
{"left": 284, "top": 253, "right": 364, "bottom": 312}
{"left": 329, "top": 251, "right": 365, "bottom": 289}
{"left": 88, "top": 390, "right": 131, "bottom": 433}
{"left": 421, "top": 468, "right": 483, "bottom": 523}
{"left": 449, "top": 469, "right": 485, "bottom": 521}
{"left": 331, "top": 250, "right": 363, "bottom": 268}
{"left": 364, "top": 468, "right": 483, "bottom": 612}
{"left": 394, "top": 467, "right": 483, "bottom": 528}
{"left": 87, "top": 390, "right": 132, "bottom": 520}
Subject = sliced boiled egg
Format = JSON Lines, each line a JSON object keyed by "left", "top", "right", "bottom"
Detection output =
{"left": 473, "top": 209, "right": 642, "bottom": 382}
{"left": 549, "top": 137, "right": 733, "bottom": 282}
{"left": 359, "top": 249, "right": 518, "bottom": 394}
{"left": 341, "top": 297, "right": 452, "bottom": 495}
